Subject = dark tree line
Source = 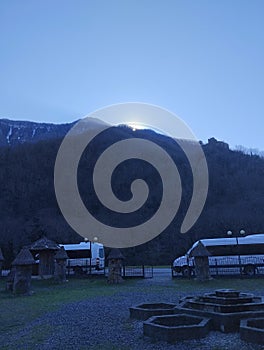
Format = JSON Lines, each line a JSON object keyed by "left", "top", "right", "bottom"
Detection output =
{"left": 0, "top": 128, "right": 263, "bottom": 267}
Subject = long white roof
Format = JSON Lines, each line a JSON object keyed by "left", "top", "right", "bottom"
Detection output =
{"left": 60, "top": 242, "right": 103, "bottom": 250}
{"left": 189, "top": 234, "right": 264, "bottom": 253}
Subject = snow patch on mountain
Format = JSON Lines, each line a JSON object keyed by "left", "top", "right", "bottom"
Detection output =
{"left": 6, "top": 126, "right": 12, "bottom": 143}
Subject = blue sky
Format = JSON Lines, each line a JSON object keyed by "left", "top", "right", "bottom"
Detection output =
{"left": 0, "top": 0, "right": 263, "bottom": 150}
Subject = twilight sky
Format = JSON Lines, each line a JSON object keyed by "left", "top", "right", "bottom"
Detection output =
{"left": 0, "top": 0, "right": 263, "bottom": 150}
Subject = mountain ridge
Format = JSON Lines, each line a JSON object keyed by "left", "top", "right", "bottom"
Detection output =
{"left": 0, "top": 117, "right": 119, "bottom": 146}
{"left": 0, "top": 118, "right": 76, "bottom": 146}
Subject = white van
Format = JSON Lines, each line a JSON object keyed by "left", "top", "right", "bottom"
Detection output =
{"left": 60, "top": 242, "right": 105, "bottom": 274}
{"left": 173, "top": 234, "right": 264, "bottom": 277}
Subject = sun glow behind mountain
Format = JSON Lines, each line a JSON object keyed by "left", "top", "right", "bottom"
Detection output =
{"left": 125, "top": 122, "right": 171, "bottom": 136}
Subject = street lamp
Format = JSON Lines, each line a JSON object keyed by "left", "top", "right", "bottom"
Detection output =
{"left": 226, "top": 229, "right": 245, "bottom": 275}
{"left": 84, "top": 237, "right": 92, "bottom": 275}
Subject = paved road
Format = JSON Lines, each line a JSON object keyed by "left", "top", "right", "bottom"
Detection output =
{"left": 152, "top": 267, "right": 172, "bottom": 278}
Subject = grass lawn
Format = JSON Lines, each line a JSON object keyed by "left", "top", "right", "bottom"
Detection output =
{"left": 0, "top": 278, "right": 124, "bottom": 337}
{"left": 0, "top": 275, "right": 263, "bottom": 347}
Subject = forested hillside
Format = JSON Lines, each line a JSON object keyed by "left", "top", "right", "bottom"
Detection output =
{"left": 0, "top": 125, "right": 263, "bottom": 267}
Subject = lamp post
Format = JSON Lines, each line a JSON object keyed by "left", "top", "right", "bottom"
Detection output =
{"left": 84, "top": 237, "right": 92, "bottom": 275}
{"left": 227, "top": 229, "right": 245, "bottom": 275}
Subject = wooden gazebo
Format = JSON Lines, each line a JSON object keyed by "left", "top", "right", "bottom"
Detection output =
{"left": 30, "top": 236, "right": 60, "bottom": 277}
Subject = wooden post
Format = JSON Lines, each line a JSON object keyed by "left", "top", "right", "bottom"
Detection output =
{"left": 107, "top": 249, "right": 124, "bottom": 284}
{"left": 189, "top": 241, "right": 211, "bottom": 282}
{"left": 54, "top": 247, "right": 68, "bottom": 283}
{"left": 89, "top": 240, "right": 92, "bottom": 275}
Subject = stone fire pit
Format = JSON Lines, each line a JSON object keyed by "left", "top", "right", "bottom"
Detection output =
{"left": 240, "top": 318, "right": 264, "bottom": 345}
{"left": 143, "top": 314, "right": 210, "bottom": 343}
{"left": 130, "top": 289, "right": 264, "bottom": 345}
{"left": 129, "top": 303, "right": 177, "bottom": 320}
{"left": 176, "top": 289, "right": 264, "bottom": 332}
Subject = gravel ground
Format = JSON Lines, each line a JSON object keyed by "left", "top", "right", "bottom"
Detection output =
{"left": 2, "top": 275, "right": 264, "bottom": 350}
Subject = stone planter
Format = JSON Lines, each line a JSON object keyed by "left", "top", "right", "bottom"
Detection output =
{"left": 130, "top": 303, "right": 177, "bottom": 320}
{"left": 240, "top": 318, "right": 264, "bottom": 345}
{"left": 143, "top": 314, "right": 210, "bottom": 343}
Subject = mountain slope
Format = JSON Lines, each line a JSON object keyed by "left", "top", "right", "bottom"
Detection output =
{"left": 0, "top": 117, "right": 111, "bottom": 146}
{"left": 0, "top": 119, "right": 263, "bottom": 267}
{"left": 0, "top": 118, "right": 75, "bottom": 146}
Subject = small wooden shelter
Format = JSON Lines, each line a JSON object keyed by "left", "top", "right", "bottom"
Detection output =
{"left": 107, "top": 249, "right": 124, "bottom": 284}
{"left": 189, "top": 241, "right": 211, "bottom": 281}
{"left": 30, "top": 236, "right": 60, "bottom": 277}
{"left": 12, "top": 247, "right": 36, "bottom": 295}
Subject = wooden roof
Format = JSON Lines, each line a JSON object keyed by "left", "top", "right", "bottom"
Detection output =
{"left": 12, "top": 248, "right": 36, "bottom": 266}
{"left": 189, "top": 241, "right": 211, "bottom": 257}
{"left": 30, "top": 236, "right": 60, "bottom": 251}
{"left": 54, "top": 247, "right": 69, "bottom": 260}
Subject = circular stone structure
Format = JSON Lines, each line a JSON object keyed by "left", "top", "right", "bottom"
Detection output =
{"left": 143, "top": 314, "right": 210, "bottom": 343}
{"left": 215, "top": 289, "right": 241, "bottom": 298}
{"left": 129, "top": 303, "right": 177, "bottom": 320}
{"left": 199, "top": 292, "right": 255, "bottom": 306}
{"left": 240, "top": 318, "right": 264, "bottom": 345}
{"left": 176, "top": 289, "right": 264, "bottom": 332}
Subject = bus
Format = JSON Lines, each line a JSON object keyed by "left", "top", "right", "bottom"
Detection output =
{"left": 60, "top": 242, "right": 105, "bottom": 275}
{"left": 173, "top": 234, "right": 264, "bottom": 277}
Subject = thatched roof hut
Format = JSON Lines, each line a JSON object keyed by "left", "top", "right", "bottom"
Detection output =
{"left": 189, "top": 241, "right": 211, "bottom": 281}
{"left": 30, "top": 236, "right": 59, "bottom": 276}
{"left": 189, "top": 241, "right": 211, "bottom": 258}
{"left": 30, "top": 236, "right": 60, "bottom": 251}
{"left": 11, "top": 248, "right": 35, "bottom": 295}
{"left": 12, "top": 248, "right": 36, "bottom": 266}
